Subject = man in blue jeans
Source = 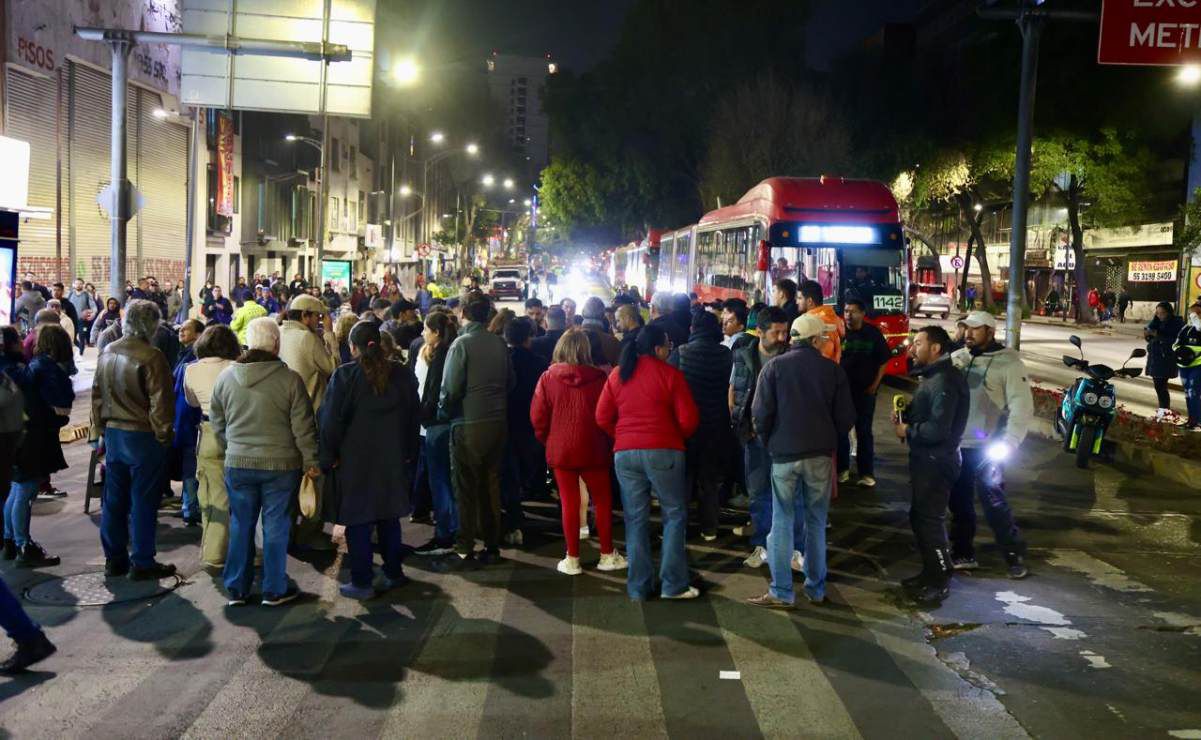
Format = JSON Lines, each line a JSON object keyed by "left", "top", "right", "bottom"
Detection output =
{"left": 729, "top": 306, "right": 803, "bottom": 570}
{"left": 0, "top": 576, "right": 55, "bottom": 673}
{"left": 748, "top": 314, "right": 854, "bottom": 608}
{"left": 210, "top": 317, "right": 319, "bottom": 606}
{"left": 91, "top": 299, "right": 178, "bottom": 581}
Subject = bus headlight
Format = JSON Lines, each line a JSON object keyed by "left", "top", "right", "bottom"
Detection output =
{"left": 985, "top": 441, "right": 1011, "bottom": 463}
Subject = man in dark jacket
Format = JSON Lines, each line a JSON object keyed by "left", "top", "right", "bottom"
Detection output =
{"left": 774, "top": 279, "right": 800, "bottom": 326}
{"left": 382, "top": 299, "right": 422, "bottom": 356}
{"left": 747, "top": 314, "right": 854, "bottom": 608}
{"left": 837, "top": 296, "right": 891, "bottom": 488}
{"left": 896, "top": 325, "right": 969, "bottom": 605}
{"left": 530, "top": 306, "right": 568, "bottom": 364}
{"left": 437, "top": 293, "right": 515, "bottom": 569}
{"left": 729, "top": 306, "right": 803, "bottom": 568}
{"left": 500, "top": 318, "right": 549, "bottom": 544}
{"left": 671, "top": 311, "right": 732, "bottom": 540}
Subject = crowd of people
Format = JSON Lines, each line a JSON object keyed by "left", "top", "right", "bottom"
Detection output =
{"left": 0, "top": 263, "right": 1056, "bottom": 674}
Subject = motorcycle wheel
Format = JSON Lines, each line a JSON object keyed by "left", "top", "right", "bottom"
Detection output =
{"left": 1075, "top": 425, "right": 1096, "bottom": 469}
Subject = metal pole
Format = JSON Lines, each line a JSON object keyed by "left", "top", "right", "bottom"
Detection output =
{"left": 314, "top": 115, "right": 327, "bottom": 286}
{"left": 182, "top": 108, "right": 198, "bottom": 319}
{"left": 1005, "top": 8, "right": 1043, "bottom": 350}
{"left": 108, "top": 39, "right": 132, "bottom": 305}
{"left": 421, "top": 159, "right": 429, "bottom": 250}
{"left": 389, "top": 151, "right": 396, "bottom": 265}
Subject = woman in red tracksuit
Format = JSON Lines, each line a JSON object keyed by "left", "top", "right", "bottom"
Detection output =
{"left": 531, "top": 329, "right": 627, "bottom": 576}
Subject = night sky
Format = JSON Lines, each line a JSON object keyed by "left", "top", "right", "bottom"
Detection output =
{"left": 381, "top": 0, "right": 922, "bottom": 75}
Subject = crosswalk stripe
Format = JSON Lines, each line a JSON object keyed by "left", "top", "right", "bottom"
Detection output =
{"left": 571, "top": 573, "right": 670, "bottom": 738}
{"left": 836, "top": 584, "right": 1030, "bottom": 739}
{"left": 710, "top": 595, "right": 862, "bottom": 739}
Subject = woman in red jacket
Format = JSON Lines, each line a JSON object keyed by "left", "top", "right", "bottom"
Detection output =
{"left": 531, "top": 329, "right": 627, "bottom": 576}
{"left": 596, "top": 324, "right": 700, "bottom": 600}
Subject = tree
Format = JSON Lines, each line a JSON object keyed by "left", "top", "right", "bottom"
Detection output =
{"left": 699, "top": 75, "right": 851, "bottom": 209}
{"left": 1030, "top": 129, "right": 1157, "bottom": 323}
{"left": 912, "top": 142, "right": 1012, "bottom": 310}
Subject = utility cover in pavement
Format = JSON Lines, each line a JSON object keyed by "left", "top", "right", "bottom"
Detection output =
{"left": 24, "top": 572, "right": 181, "bottom": 607}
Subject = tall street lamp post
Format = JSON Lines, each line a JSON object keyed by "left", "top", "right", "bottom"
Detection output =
{"left": 285, "top": 132, "right": 325, "bottom": 285}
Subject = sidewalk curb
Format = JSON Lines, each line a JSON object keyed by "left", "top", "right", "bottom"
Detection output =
{"left": 885, "top": 376, "right": 1201, "bottom": 492}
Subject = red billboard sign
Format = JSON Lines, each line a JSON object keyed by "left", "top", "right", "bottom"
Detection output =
{"left": 1099, "top": 0, "right": 1201, "bottom": 66}
{"left": 216, "top": 112, "right": 235, "bottom": 217}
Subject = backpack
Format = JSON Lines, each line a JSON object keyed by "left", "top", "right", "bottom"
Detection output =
{"left": 0, "top": 370, "right": 26, "bottom": 437}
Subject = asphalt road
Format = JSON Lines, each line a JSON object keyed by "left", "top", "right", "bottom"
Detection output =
{"left": 1, "top": 391, "right": 1198, "bottom": 739}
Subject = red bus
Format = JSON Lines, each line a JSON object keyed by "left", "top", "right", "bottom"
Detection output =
{"left": 655, "top": 176, "right": 911, "bottom": 374}
{"left": 610, "top": 229, "right": 663, "bottom": 300}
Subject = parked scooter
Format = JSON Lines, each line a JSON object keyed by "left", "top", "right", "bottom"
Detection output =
{"left": 1055, "top": 335, "right": 1146, "bottom": 469}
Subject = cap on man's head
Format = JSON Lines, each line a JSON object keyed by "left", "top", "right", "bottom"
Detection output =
{"left": 962, "top": 310, "right": 996, "bottom": 329}
{"left": 789, "top": 314, "right": 828, "bottom": 343}
{"left": 290, "top": 294, "right": 327, "bottom": 314}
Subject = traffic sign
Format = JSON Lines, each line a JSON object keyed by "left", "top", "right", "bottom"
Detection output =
{"left": 416, "top": 243, "right": 431, "bottom": 258}
{"left": 950, "top": 255, "right": 965, "bottom": 270}
{"left": 1098, "top": 0, "right": 1201, "bottom": 66}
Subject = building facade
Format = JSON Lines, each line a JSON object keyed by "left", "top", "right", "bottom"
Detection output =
{"left": 486, "top": 52, "right": 553, "bottom": 180}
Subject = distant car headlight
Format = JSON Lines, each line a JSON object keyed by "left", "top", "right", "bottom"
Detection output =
{"left": 1083, "top": 392, "right": 1099, "bottom": 406}
{"left": 1098, "top": 396, "right": 1114, "bottom": 409}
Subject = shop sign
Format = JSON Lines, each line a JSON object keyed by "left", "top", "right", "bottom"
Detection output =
{"left": 1127, "top": 259, "right": 1178, "bottom": 282}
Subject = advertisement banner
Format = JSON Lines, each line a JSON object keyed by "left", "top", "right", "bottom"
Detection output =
{"left": 1127, "top": 259, "right": 1177, "bottom": 283}
{"left": 321, "top": 260, "right": 352, "bottom": 292}
{"left": 216, "top": 113, "right": 234, "bottom": 217}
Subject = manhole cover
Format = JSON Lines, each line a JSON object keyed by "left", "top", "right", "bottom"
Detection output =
{"left": 24, "top": 571, "right": 182, "bottom": 607}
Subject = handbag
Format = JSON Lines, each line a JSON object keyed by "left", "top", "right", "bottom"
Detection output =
{"left": 298, "top": 474, "right": 320, "bottom": 519}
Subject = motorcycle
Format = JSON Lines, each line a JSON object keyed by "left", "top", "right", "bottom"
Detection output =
{"left": 1055, "top": 335, "right": 1146, "bottom": 469}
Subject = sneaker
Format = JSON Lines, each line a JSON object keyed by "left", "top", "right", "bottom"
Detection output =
{"left": 409, "top": 510, "right": 434, "bottom": 525}
{"left": 597, "top": 551, "right": 628, "bottom": 571}
{"left": 746, "top": 592, "right": 793, "bottom": 609}
{"left": 662, "top": 586, "right": 701, "bottom": 600}
{"left": 503, "top": 529, "right": 524, "bottom": 547}
{"left": 701, "top": 530, "right": 717, "bottom": 542}
{"left": 104, "top": 559, "right": 130, "bottom": 578}
{"left": 1, "top": 539, "right": 16, "bottom": 560}
{"left": 837, "top": 470, "right": 851, "bottom": 484}
{"left": 557, "top": 556, "right": 582, "bottom": 576}
{"left": 1007, "top": 558, "right": 1030, "bottom": 580}
{"left": 226, "top": 594, "right": 249, "bottom": 607}
{"left": 791, "top": 551, "right": 804, "bottom": 573}
{"left": 910, "top": 583, "right": 949, "bottom": 606}
{"left": 184, "top": 516, "right": 201, "bottom": 528}
{"left": 579, "top": 525, "right": 590, "bottom": 539}
{"left": 857, "top": 475, "right": 876, "bottom": 488}
{"left": 802, "top": 590, "right": 826, "bottom": 605}
{"left": 261, "top": 585, "right": 302, "bottom": 607}
{"left": 41, "top": 486, "right": 68, "bottom": 499}
{"left": 339, "top": 582, "right": 376, "bottom": 601}
{"left": 413, "top": 538, "right": 454, "bottom": 556}
{"left": 0, "top": 631, "right": 56, "bottom": 675}
{"left": 743, "top": 546, "right": 767, "bottom": 568}
{"left": 732, "top": 522, "right": 754, "bottom": 538}
{"left": 478, "top": 548, "right": 503, "bottom": 566}
{"left": 129, "top": 561, "right": 177, "bottom": 581}
{"left": 433, "top": 553, "right": 481, "bottom": 572}
{"left": 16, "top": 542, "right": 60, "bottom": 568}
{"left": 1154, "top": 407, "right": 1169, "bottom": 422}
{"left": 951, "top": 556, "right": 978, "bottom": 571}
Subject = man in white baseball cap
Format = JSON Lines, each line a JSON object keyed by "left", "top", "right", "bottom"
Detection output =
{"left": 947, "top": 309, "right": 1034, "bottom": 579}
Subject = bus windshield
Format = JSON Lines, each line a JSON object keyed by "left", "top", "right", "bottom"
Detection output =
{"left": 771, "top": 245, "right": 905, "bottom": 314}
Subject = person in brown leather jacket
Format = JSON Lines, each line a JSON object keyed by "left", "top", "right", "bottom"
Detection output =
{"left": 91, "top": 299, "right": 177, "bottom": 581}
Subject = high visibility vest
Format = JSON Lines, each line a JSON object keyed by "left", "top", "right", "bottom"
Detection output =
{"left": 1174, "top": 327, "right": 1201, "bottom": 368}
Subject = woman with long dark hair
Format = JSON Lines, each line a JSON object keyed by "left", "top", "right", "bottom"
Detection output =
{"left": 411, "top": 311, "right": 460, "bottom": 554}
{"left": 1145, "top": 301, "right": 1185, "bottom": 422}
{"left": 596, "top": 324, "right": 699, "bottom": 600}
{"left": 3, "top": 325, "right": 74, "bottom": 566}
{"left": 319, "top": 321, "right": 421, "bottom": 599}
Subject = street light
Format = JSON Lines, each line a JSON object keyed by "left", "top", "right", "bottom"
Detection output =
{"left": 482, "top": 173, "right": 495, "bottom": 187}
{"left": 508, "top": 198, "right": 515, "bottom": 204}
{"left": 1178, "top": 64, "right": 1201, "bottom": 86}
{"left": 284, "top": 133, "right": 326, "bottom": 283}
{"left": 502, "top": 177, "right": 514, "bottom": 190}
{"left": 974, "top": 203, "right": 984, "bottom": 212}
{"left": 429, "top": 131, "right": 445, "bottom": 144}
{"left": 465, "top": 142, "right": 480, "bottom": 156}
{"left": 523, "top": 198, "right": 532, "bottom": 207}
{"left": 394, "top": 57, "right": 420, "bottom": 86}
{"left": 400, "top": 184, "right": 413, "bottom": 197}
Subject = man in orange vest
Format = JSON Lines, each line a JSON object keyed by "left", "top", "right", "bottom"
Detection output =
{"left": 799, "top": 279, "right": 845, "bottom": 363}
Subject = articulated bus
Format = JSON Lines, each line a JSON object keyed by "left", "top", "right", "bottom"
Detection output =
{"left": 654, "top": 176, "right": 910, "bottom": 374}
{"left": 610, "top": 230, "right": 663, "bottom": 299}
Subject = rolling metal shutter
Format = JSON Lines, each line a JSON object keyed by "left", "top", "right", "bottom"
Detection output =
{"left": 134, "top": 88, "right": 187, "bottom": 282}
{"left": 4, "top": 67, "right": 60, "bottom": 268}
{"left": 69, "top": 62, "right": 118, "bottom": 286}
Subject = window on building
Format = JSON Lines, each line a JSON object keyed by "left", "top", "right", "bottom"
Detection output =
{"left": 330, "top": 197, "right": 339, "bottom": 230}
{"left": 233, "top": 176, "right": 240, "bottom": 214}
{"left": 358, "top": 191, "right": 365, "bottom": 224}
{"left": 349, "top": 145, "right": 357, "bottom": 178}
{"left": 331, "top": 137, "right": 341, "bottom": 172}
